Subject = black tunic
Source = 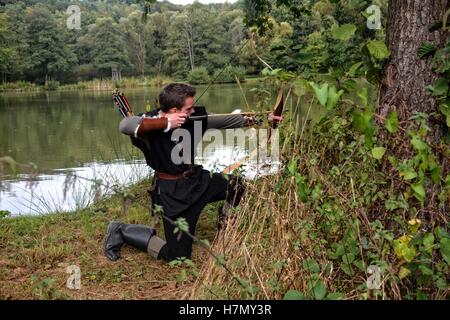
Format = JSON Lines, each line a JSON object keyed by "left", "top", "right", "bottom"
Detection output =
{"left": 129, "top": 106, "right": 211, "bottom": 217}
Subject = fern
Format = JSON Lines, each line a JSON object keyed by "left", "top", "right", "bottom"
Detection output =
{"left": 418, "top": 43, "right": 437, "bottom": 59}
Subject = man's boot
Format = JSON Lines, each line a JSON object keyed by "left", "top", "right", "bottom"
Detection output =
{"left": 104, "top": 222, "right": 159, "bottom": 261}
{"left": 120, "top": 223, "right": 156, "bottom": 252}
{"left": 104, "top": 221, "right": 125, "bottom": 261}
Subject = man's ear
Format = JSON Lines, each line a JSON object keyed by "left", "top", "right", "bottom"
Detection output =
{"left": 168, "top": 107, "right": 177, "bottom": 114}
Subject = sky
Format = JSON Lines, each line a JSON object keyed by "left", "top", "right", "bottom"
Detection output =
{"left": 160, "top": 0, "right": 238, "bottom": 5}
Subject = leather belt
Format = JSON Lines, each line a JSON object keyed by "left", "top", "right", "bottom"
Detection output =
{"left": 156, "top": 169, "right": 194, "bottom": 180}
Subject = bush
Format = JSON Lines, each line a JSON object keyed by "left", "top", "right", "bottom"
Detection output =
{"left": 187, "top": 67, "right": 211, "bottom": 85}
{"left": 0, "top": 81, "right": 39, "bottom": 92}
{"left": 44, "top": 80, "right": 60, "bottom": 91}
{"left": 213, "top": 65, "right": 247, "bottom": 83}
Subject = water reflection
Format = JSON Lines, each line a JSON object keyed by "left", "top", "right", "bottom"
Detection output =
{"left": 0, "top": 85, "right": 282, "bottom": 215}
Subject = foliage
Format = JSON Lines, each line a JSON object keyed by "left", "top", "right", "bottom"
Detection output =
{"left": 187, "top": 67, "right": 211, "bottom": 85}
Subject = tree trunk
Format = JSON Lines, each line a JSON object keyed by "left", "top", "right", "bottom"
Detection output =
{"left": 379, "top": 0, "right": 449, "bottom": 221}
{"left": 379, "top": 0, "right": 449, "bottom": 136}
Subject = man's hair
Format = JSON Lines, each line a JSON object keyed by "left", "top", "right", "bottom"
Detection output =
{"left": 158, "top": 83, "right": 196, "bottom": 112}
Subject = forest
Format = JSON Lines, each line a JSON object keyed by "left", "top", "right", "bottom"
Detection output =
{"left": 0, "top": 0, "right": 382, "bottom": 86}
{"left": 0, "top": 0, "right": 448, "bottom": 302}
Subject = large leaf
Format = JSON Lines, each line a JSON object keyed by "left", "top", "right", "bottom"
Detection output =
{"left": 309, "top": 82, "right": 329, "bottom": 107}
{"left": 385, "top": 110, "right": 399, "bottom": 133}
{"left": 366, "top": 40, "right": 390, "bottom": 60}
{"left": 326, "top": 85, "right": 344, "bottom": 110}
{"left": 293, "top": 78, "right": 310, "bottom": 97}
{"left": 331, "top": 23, "right": 357, "bottom": 41}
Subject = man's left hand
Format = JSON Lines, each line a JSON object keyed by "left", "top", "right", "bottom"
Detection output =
{"left": 268, "top": 112, "right": 283, "bottom": 123}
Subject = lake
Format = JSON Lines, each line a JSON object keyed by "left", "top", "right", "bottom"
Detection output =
{"left": 0, "top": 84, "right": 282, "bottom": 216}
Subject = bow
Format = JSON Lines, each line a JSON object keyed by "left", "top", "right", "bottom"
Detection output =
{"left": 222, "top": 86, "right": 286, "bottom": 174}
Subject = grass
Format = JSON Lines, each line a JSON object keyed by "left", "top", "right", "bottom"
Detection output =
{"left": 0, "top": 76, "right": 174, "bottom": 94}
{"left": 0, "top": 179, "right": 221, "bottom": 300}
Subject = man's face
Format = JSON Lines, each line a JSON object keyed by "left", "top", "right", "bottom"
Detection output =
{"left": 179, "top": 96, "right": 195, "bottom": 116}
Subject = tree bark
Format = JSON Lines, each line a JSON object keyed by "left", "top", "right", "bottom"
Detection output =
{"left": 379, "top": 0, "right": 449, "bottom": 220}
{"left": 379, "top": 0, "right": 449, "bottom": 133}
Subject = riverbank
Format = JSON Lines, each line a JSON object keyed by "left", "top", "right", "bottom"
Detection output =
{"left": 0, "top": 76, "right": 261, "bottom": 94}
{"left": 0, "top": 77, "right": 174, "bottom": 94}
{"left": 0, "top": 179, "right": 221, "bottom": 299}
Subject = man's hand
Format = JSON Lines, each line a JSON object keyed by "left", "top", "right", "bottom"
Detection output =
{"left": 268, "top": 112, "right": 283, "bottom": 124}
{"left": 165, "top": 112, "right": 187, "bottom": 129}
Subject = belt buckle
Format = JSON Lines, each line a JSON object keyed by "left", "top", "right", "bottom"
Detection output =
{"left": 182, "top": 170, "right": 192, "bottom": 179}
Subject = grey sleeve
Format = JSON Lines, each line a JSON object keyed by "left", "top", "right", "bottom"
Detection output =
{"left": 119, "top": 116, "right": 143, "bottom": 137}
{"left": 206, "top": 114, "right": 247, "bottom": 129}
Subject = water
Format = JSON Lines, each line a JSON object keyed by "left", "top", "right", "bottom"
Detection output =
{"left": 0, "top": 84, "right": 281, "bottom": 216}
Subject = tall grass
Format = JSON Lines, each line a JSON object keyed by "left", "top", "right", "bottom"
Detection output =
{"left": 189, "top": 94, "right": 449, "bottom": 300}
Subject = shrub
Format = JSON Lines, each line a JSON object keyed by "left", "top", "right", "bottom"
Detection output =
{"left": 187, "top": 67, "right": 211, "bottom": 85}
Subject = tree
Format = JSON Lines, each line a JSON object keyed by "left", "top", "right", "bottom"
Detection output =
{"left": 378, "top": 0, "right": 450, "bottom": 140}
{"left": 120, "top": 10, "right": 155, "bottom": 78}
{"left": 79, "top": 17, "right": 131, "bottom": 78}
{"left": 25, "top": 4, "right": 77, "bottom": 83}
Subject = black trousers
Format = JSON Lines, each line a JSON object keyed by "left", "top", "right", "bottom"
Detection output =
{"left": 157, "top": 173, "right": 245, "bottom": 262}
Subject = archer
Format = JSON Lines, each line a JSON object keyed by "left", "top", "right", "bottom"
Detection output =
{"left": 104, "top": 83, "right": 283, "bottom": 263}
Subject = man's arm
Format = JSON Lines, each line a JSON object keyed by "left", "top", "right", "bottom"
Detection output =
{"left": 206, "top": 114, "right": 250, "bottom": 129}
{"left": 119, "top": 116, "right": 169, "bottom": 138}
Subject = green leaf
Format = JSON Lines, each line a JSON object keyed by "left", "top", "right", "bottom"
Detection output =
{"left": 309, "top": 82, "right": 329, "bottom": 107}
{"left": 331, "top": 23, "right": 357, "bottom": 41}
{"left": 399, "top": 266, "right": 411, "bottom": 279}
{"left": 411, "top": 137, "right": 428, "bottom": 151}
{"left": 366, "top": 40, "right": 390, "bottom": 60}
{"left": 393, "top": 236, "right": 416, "bottom": 262}
{"left": 341, "top": 79, "right": 358, "bottom": 93}
{"left": 427, "top": 77, "right": 449, "bottom": 97}
{"left": 402, "top": 170, "right": 418, "bottom": 180}
{"left": 293, "top": 79, "right": 310, "bottom": 97}
{"left": 309, "top": 280, "right": 327, "bottom": 300}
{"left": 326, "top": 292, "right": 344, "bottom": 300}
{"left": 284, "top": 290, "right": 305, "bottom": 300}
{"left": 348, "top": 61, "right": 364, "bottom": 77}
{"left": 296, "top": 174, "right": 309, "bottom": 203}
{"left": 287, "top": 158, "right": 298, "bottom": 176}
{"left": 326, "top": 86, "right": 344, "bottom": 110}
{"left": 418, "top": 265, "right": 433, "bottom": 276}
{"left": 371, "top": 147, "right": 386, "bottom": 160}
{"left": 440, "top": 237, "right": 450, "bottom": 264}
{"left": 422, "top": 233, "right": 435, "bottom": 254}
{"left": 417, "top": 43, "right": 437, "bottom": 59}
{"left": 357, "top": 87, "right": 368, "bottom": 107}
{"left": 411, "top": 182, "right": 426, "bottom": 203}
{"left": 385, "top": 111, "right": 399, "bottom": 133}
{"left": 176, "top": 269, "right": 187, "bottom": 282}
{"left": 303, "top": 258, "right": 320, "bottom": 273}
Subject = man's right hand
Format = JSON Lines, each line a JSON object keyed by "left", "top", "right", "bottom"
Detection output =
{"left": 165, "top": 112, "right": 187, "bottom": 129}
